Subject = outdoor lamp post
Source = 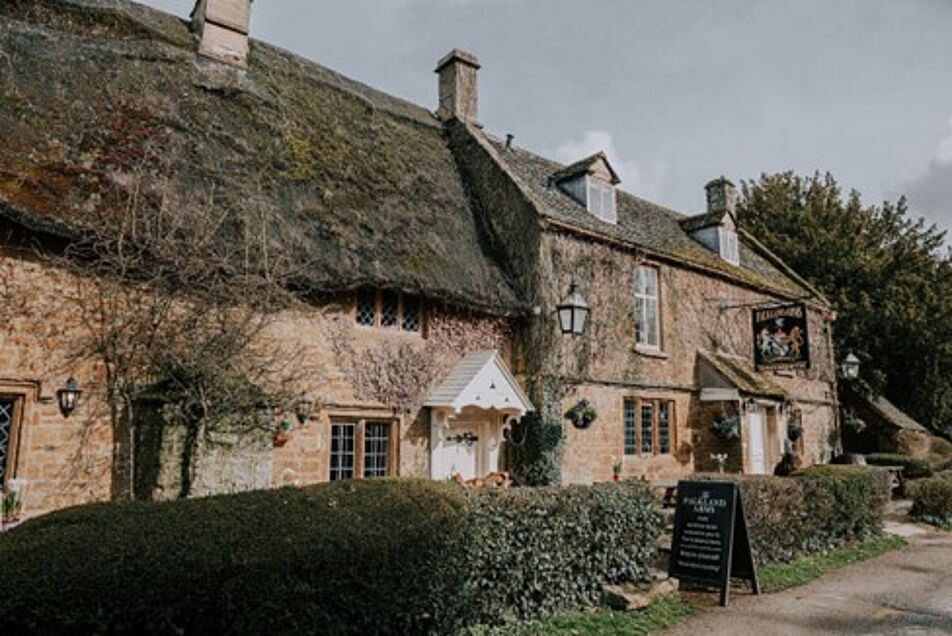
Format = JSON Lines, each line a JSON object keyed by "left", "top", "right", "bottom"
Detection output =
{"left": 840, "top": 352, "right": 860, "bottom": 381}
{"left": 556, "top": 282, "right": 590, "bottom": 336}
{"left": 56, "top": 377, "right": 82, "bottom": 418}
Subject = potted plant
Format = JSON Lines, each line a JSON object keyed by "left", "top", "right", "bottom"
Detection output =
{"left": 611, "top": 459, "right": 623, "bottom": 482}
{"left": 710, "top": 453, "right": 728, "bottom": 474}
{"left": 711, "top": 415, "right": 741, "bottom": 440}
{"left": 565, "top": 399, "right": 597, "bottom": 430}
{"left": 1, "top": 478, "right": 27, "bottom": 531}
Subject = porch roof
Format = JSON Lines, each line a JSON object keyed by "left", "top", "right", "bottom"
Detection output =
{"left": 424, "top": 350, "right": 534, "bottom": 416}
{"left": 698, "top": 350, "right": 788, "bottom": 400}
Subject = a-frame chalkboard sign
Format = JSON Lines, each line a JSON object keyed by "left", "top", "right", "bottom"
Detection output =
{"left": 668, "top": 480, "right": 760, "bottom": 606}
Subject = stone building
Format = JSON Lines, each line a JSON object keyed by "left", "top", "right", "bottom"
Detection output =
{"left": 0, "top": 0, "right": 837, "bottom": 519}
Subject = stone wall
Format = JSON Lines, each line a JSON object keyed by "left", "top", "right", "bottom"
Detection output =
{"left": 1, "top": 245, "right": 513, "bottom": 518}
{"left": 535, "top": 230, "right": 837, "bottom": 482}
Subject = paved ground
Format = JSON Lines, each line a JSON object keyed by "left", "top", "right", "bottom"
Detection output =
{"left": 662, "top": 528, "right": 952, "bottom": 635}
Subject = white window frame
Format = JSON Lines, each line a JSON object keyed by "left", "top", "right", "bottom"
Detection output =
{"left": 634, "top": 266, "right": 661, "bottom": 350}
{"left": 586, "top": 177, "right": 617, "bottom": 224}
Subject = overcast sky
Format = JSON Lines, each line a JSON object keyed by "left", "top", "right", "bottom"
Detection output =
{"left": 144, "top": 0, "right": 952, "bottom": 234}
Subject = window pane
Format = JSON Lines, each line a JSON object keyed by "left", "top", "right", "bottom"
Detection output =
{"left": 0, "top": 399, "right": 14, "bottom": 485}
{"left": 380, "top": 291, "right": 399, "bottom": 328}
{"left": 330, "top": 424, "right": 355, "bottom": 481}
{"left": 364, "top": 422, "right": 390, "bottom": 478}
{"left": 635, "top": 297, "right": 647, "bottom": 345}
{"left": 646, "top": 299, "right": 659, "bottom": 347}
{"left": 401, "top": 295, "right": 421, "bottom": 332}
{"left": 588, "top": 182, "right": 600, "bottom": 216}
{"left": 643, "top": 268, "right": 658, "bottom": 296}
{"left": 356, "top": 291, "right": 376, "bottom": 326}
{"left": 658, "top": 402, "right": 671, "bottom": 454}
{"left": 623, "top": 399, "right": 637, "bottom": 456}
{"left": 640, "top": 404, "right": 654, "bottom": 454}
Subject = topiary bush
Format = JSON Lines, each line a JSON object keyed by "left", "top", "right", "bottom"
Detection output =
{"left": 865, "top": 453, "right": 933, "bottom": 479}
{"left": 907, "top": 475, "right": 952, "bottom": 530}
{"left": 0, "top": 478, "right": 664, "bottom": 634}
{"left": 695, "top": 465, "right": 890, "bottom": 565}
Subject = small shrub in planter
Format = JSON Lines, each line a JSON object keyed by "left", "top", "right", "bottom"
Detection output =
{"left": 865, "top": 453, "right": 933, "bottom": 479}
{"left": 564, "top": 399, "right": 597, "bottom": 430}
{"left": 907, "top": 477, "right": 952, "bottom": 529}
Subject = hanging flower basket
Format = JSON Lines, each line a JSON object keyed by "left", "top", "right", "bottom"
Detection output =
{"left": 711, "top": 415, "right": 741, "bottom": 440}
{"left": 787, "top": 421, "right": 804, "bottom": 442}
{"left": 273, "top": 418, "right": 294, "bottom": 447}
{"left": 565, "top": 399, "right": 597, "bottom": 430}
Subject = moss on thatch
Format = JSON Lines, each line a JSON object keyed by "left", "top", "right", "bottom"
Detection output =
{"left": 0, "top": 0, "right": 524, "bottom": 315}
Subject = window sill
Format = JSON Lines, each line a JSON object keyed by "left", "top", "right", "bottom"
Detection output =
{"left": 633, "top": 346, "right": 669, "bottom": 359}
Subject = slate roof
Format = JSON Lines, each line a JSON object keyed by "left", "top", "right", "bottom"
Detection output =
{"left": 679, "top": 209, "right": 732, "bottom": 232}
{"left": 698, "top": 350, "right": 788, "bottom": 399}
{"left": 550, "top": 151, "right": 620, "bottom": 185}
{"left": 0, "top": 0, "right": 524, "bottom": 315}
{"left": 485, "top": 135, "right": 819, "bottom": 300}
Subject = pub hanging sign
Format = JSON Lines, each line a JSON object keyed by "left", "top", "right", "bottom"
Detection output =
{"left": 752, "top": 302, "right": 810, "bottom": 370}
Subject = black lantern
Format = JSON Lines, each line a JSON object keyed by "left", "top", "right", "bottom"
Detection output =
{"left": 840, "top": 352, "right": 860, "bottom": 381}
{"left": 56, "top": 377, "right": 82, "bottom": 418}
{"left": 556, "top": 282, "right": 589, "bottom": 336}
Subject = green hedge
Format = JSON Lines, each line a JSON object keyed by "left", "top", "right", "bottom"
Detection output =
{"left": 907, "top": 475, "right": 952, "bottom": 529}
{"left": 697, "top": 465, "right": 890, "bottom": 564}
{"left": 464, "top": 482, "right": 663, "bottom": 622}
{"left": 0, "top": 479, "right": 663, "bottom": 634}
{"left": 865, "top": 453, "right": 933, "bottom": 479}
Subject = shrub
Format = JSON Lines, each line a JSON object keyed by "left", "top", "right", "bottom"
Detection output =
{"left": 0, "top": 479, "right": 664, "bottom": 634}
{"left": 865, "top": 453, "right": 933, "bottom": 479}
{"left": 695, "top": 465, "right": 890, "bottom": 565}
{"left": 464, "top": 481, "right": 663, "bottom": 623}
{"left": 930, "top": 436, "right": 952, "bottom": 458}
{"left": 0, "top": 480, "right": 472, "bottom": 635}
{"left": 907, "top": 477, "right": 952, "bottom": 529}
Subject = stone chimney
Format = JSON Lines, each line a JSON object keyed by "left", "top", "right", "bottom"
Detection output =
{"left": 191, "top": 0, "right": 253, "bottom": 68}
{"left": 705, "top": 176, "right": 737, "bottom": 216}
{"left": 435, "top": 49, "right": 480, "bottom": 123}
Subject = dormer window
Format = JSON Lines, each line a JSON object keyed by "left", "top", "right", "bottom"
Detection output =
{"left": 551, "top": 151, "right": 621, "bottom": 225}
{"left": 718, "top": 226, "right": 739, "bottom": 265}
{"left": 587, "top": 178, "right": 616, "bottom": 224}
{"left": 681, "top": 176, "right": 741, "bottom": 266}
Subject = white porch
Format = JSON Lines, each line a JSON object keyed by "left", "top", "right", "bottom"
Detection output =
{"left": 424, "top": 350, "right": 533, "bottom": 481}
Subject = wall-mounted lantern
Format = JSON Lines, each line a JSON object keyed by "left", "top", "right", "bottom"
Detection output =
{"left": 56, "top": 377, "right": 82, "bottom": 418}
{"left": 839, "top": 352, "right": 860, "bottom": 381}
{"left": 556, "top": 282, "right": 589, "bottom": 336}
{"left": 743, "top": 397, "right": 758, "bottom": 413}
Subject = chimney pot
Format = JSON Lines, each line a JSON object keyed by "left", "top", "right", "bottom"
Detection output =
{"left": 705, "top": 176, "right": 737, "bottom": 216}
{"left": 192, "top": 0, "right": 253, "bottom": 68}
{"left": 435, "top": 48, "right": 480, "bottom": 123}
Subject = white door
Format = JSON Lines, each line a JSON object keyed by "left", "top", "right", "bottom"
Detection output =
{"left": 446, "top": 431, "right": 478, "bottom": 480}
{"left": 748, "top": 411, "right": 767, "bottom": 474}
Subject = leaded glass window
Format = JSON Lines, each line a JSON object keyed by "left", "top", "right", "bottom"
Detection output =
{"left": 640, "top": 403, "right": 654, "bottom": 454}
{"left": 363, "top": 422, "right": 390, "bottom": 478}
{"left": 330, "top": 423, "right": 355, "bottom": 480}
{"left": 658, "top": 401, "right": 671, "bottom": 454}
{"left": 0, "top": 399, "right": 14, "bottom": 486}
{"left": 380, "top": 292, "right": 399, "bottom": 328}
{"left": 356, "top": 291, "right": 376, "bottom": 327}
{"left": 402, "top": 295, "right": 421, "bottom": 332}
{"left": 623, "top": 399, "right": 637, "bottom": 456}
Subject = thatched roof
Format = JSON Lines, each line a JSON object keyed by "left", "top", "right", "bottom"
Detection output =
{"left": 0, "top": 0, "right": 524, "bottom": 315}
{"left": 841, "top": 385, "right": 927, "bottom": 432}
{"left": 484, "top": 135, "right": 821, "bottom": 301}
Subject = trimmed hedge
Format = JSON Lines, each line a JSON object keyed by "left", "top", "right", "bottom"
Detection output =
{"left": 697, "top": 465, "right": 890, "bottom": 564}
{"left": 907, "top": 474, "right": 952, "bottom": 529}
{"left": 0, "top": 479, "right": 663, "bottom": 634}
{"left": 865, "top": 453, "right": 933, "bottom": 479}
